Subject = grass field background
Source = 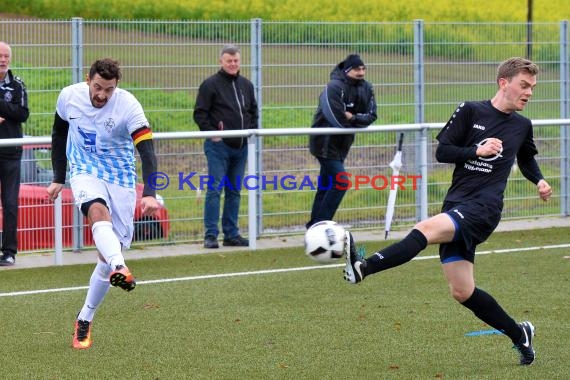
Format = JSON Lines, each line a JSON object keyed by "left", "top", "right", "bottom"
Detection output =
{"left": 1, "top": 227, "right": 569, "bottom": 379}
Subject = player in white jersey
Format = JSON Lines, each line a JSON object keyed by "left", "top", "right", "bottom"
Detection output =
{"left": 46, "top": 58, "right": 160, "bottom": 350}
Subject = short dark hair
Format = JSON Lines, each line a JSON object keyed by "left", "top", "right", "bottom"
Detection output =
{"left": 496, "top": 57, "right": 539, "bottom": 84}
{"left": 220, "top": 44, "right": 240, "bottom": 57}
{"left": 89, "top": 58, "right": 122, "bottom": 81}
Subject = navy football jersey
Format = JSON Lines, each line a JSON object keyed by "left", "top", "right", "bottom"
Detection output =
{"left": 436, "top": 100, "right": 538, "bottom": 207}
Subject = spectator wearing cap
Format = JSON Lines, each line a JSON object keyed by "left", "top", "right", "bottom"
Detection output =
{"left": 307, "top": 54, "right": 377, "bottom": 228}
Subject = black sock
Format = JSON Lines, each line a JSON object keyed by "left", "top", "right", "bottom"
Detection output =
{"left": 363, "top": 229, "right": 428, "bottom": 276}
{"left": 461, "top": 287, "right": 522, "bottom": 343}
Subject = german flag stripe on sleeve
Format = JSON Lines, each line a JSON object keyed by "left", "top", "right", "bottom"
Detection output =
{"left": 132, "top": 127, "right": 153, "bottom": 145}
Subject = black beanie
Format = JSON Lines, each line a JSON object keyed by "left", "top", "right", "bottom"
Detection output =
{"left": 343, "top": 54, "right": 365, "bottom": 73}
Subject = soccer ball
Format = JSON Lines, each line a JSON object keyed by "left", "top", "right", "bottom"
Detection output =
{"left": 304, "top": 220, "right": 347, "bottom": 264}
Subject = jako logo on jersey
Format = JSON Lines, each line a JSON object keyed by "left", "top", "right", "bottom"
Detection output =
{"left": 473, "top": 123, "right": 486, "bottom": 130}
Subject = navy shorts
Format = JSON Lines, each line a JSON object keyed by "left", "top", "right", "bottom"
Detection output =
{"left": 439, "top": 200, "right": 502, "bottom": 264}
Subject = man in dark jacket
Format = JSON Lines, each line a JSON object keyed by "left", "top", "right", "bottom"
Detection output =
{"left": 307, "top": 54, "right": 377, "bottom": 228}
{"left": 193, "top": 44, "right": 258, "bottom": 248}
{"left": 0, "top": 41, "right": 29, "bottom": 266}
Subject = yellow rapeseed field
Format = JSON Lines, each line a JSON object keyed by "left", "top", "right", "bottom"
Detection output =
{"left": 8, "top": 0, "right": 570, "bottom": 21}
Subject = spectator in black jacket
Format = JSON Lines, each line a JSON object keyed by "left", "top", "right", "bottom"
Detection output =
{"left": 193, "top": 44, "right": 258, "bottom": 249}
{"left": 307, "top": 54, "right": 377, "bottom": 228}
{"left": 0, "top": 41, "right": 29, "bottom": 266}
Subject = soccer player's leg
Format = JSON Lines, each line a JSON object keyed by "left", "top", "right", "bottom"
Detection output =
{"left": 72, "top": 319, "right": 93, "bottom": 349}
{"left": 107, "top": 182, "right": 137, "bottom": 291}
{"left": 72, "top": 260, "right": 112, "bottom": 349}
{"left": 72, "top": 175, "right": 127, "bottom": 271}
{"left": 109, "top": 265, "right": 136, "bottom": 291}
{"left": 343, "top": 231, "right": 365, "bottom": 284}
{"left": 513, "top": 321, "right": 536, "bottom": 365}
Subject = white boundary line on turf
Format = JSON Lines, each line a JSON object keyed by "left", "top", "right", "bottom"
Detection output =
{"left": 1, "top": 243, "right": 569, "bottom": 298}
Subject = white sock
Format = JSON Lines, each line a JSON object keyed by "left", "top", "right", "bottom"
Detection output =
{"left": 91, "top": 221, "right": 125, "bottom": 270}
{"left": 77, "top": 260, "right": 111, "bottom": 322}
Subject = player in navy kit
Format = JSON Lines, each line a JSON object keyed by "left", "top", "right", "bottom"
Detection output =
{"left": 343, "top": 57, "right": 552, "bottom": 365}
{"left": 47, "top": 58, "right": 160, "bottom": 349}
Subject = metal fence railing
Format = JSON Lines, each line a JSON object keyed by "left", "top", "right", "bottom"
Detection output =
{"left": 0, "top": 19, "right": 568, "bottom": 253}
{"left": 2, "top": 119, "right": 569, "bottom": 258}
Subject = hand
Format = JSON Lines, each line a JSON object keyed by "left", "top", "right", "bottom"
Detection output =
{"left": 345, "top": 111, "right": 353, "bottom": 121}
{"left": 0, "top": 117, "right": 5, "bottom": 124}
{"left": 476, "top": 137, "right": 503, "bottom": 158}
{"left": 46, "top": 183, "right": 64, "bottom": 201}
{"left": 537, "top": 179, "right": 552, "bottom": 201}
{"left": 140, "top": 195, "right": 160, "bottom": 217}
{"left": 212, "top": 121, "right": 223, "bottom": 142}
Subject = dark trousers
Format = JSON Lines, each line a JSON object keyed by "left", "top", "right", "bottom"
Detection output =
{"left": 306, "top": 157, "right": 348, "bottom": 229}
{"left": 203, "top": 139, "right": 247, "bottom": 239}
{"left": 0, "top": 159, "right": 21, "bottom": 256}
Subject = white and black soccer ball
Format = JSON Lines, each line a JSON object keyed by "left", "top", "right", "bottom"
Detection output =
{"left": 304, "top": 220, "right": 347, "bottom": 264}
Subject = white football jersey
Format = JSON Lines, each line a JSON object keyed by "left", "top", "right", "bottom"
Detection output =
{"left": 56, "top": 82, "right": 149, "bottom": 189}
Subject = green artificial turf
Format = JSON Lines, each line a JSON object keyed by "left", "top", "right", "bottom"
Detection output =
{"left": 1, "top": 228, "right": 569, "bottom": 379}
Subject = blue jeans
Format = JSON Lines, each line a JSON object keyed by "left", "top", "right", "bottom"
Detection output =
{"left": 306, "top": 157, "right": 348, "bottom": 228}
{"left": 203, "top": 139, "right": 247, "bottom": 239}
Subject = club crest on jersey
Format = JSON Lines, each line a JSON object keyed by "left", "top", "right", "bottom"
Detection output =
{"left": 475, "top": 138, "right": 503, "bottom": 162}
{"left": 76, "top": 190, "right": 88, "bottom": 204}
{"left": 104, "top": 118, "right": 116, "bottom": 133}
{"left": 3, "top": 91, "right": 12, "bottom": 102}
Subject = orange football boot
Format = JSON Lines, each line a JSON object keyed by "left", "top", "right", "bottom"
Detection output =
{"left": 72, "top": 319, "right": 92, "bottom": 349}
{"left": 109, "top": 265, "right": 136, "bottom": 291}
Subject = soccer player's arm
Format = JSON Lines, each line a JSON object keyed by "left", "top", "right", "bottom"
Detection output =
{"left": 435, "top": 103, "right": 477, "bottom": 163}
{"left": 51, "top": 112, "right": 69, "bottom": 184}
{"left": 516, "top": 127, "right": 552, "bottom": 201}
{"left": 435, "top": 142, "right": 478, "bottom": 163}
{"left": 132, "top": 126, "right": 157, "bottom": 198}
{"left": 516, "top": 129, "right": 543, "bottom": 185}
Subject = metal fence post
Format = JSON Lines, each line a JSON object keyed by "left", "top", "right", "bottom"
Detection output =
{"left": 54, "top": 195, "right": 63, "bottom": 265}
{"left": 418, "top": 126, "right": 429, "bottom": 221}
{"left": 71, "top": 17, "right": 83, "bottom": 83}
{"left": 414, "top": 19, "right": 428, "bottom": 221}
{"left": 251, "top": 18, "right": 264, "bottom": 236}
{"left": 247, "top": 134, "right": 258, "bottom": 249}
{"left": 71, "top": 17, "right": 84, "bottom": 251}
{"left": 560, "top": 20, "right": 569, "bottom": 216}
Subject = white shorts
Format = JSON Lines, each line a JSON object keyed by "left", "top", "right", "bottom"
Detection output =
{"left": 70, "top": 174, "right": 136, "bottom": 248}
